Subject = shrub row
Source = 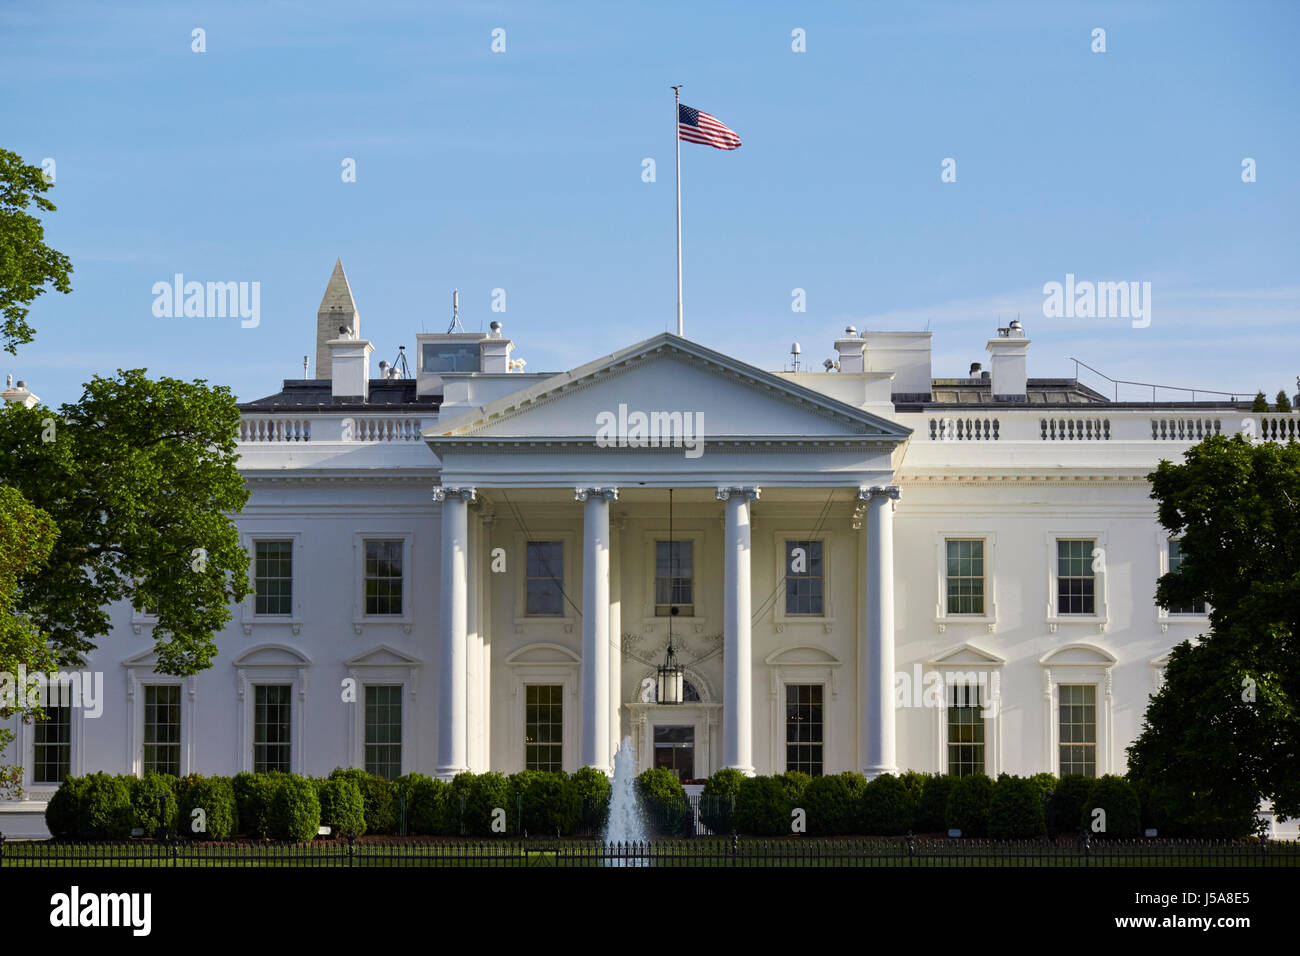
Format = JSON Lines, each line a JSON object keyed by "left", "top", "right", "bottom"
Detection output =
{"left": 696, "top": 769, "right": 1147, "bottom": 838}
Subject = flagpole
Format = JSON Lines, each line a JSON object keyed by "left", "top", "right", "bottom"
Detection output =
{"left": 673, "top": 84, "right": 683, "bottom": 337}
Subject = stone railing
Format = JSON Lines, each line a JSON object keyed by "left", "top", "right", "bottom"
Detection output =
{"left": 238, "top": 415, "right": 429, "bottom": 443}
{"left": 914, "top": 410, "right": 1300, "bottom": 443}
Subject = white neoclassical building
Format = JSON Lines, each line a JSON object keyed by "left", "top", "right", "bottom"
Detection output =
{"left": 4, "top": 261, "right": 1297, "bottom": 837}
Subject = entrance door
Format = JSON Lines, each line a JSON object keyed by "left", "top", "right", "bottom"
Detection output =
{"left": 653, "top": 725, "right": 695, "bottom": 780}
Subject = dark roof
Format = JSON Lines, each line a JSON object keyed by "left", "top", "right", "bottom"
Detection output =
{"left": 910, "top": 377, "right": 1112, "bottom": 406}
{"left": 237, "top": 379, "right": 438, "bottom": 412}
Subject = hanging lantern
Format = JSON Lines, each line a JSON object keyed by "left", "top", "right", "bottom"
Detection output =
{"left": 657, "top": 639, "right": 684, "bottom": 705}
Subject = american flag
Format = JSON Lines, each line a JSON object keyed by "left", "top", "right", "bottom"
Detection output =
{"left": 678, "top": 104, "right": 742, "bottom": 150}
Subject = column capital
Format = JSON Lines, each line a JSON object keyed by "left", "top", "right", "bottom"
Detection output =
{"left": 857, "top": 484, "right": 900, "bottom": 501}
{"left": 716, "top": 485, "right": 761, "bottom": 501}
{"left": 574, "top": 486, "right": 619, "bottom": 502}
{"left": 432, "top": 485, "right": 476, "bottom": 503}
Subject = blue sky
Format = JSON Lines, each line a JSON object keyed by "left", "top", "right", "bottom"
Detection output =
{"left": 3, "top": 0, "right": 1297, "bottom": 407}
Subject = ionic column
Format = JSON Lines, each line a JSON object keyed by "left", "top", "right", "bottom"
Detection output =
{"left": 718, "top": 485, "right": 760, "bottom": 776}
{"left": 859, "top": 485, "right": 899, "bottom": 778}
{"left": 576, "top": 487, "right": 618, "bottom": 771}
{"left": 433, "top": 485, "right": 475, "bottom": 779}
{"left": 609, "top": 516, "right": 625, "bottom": 759}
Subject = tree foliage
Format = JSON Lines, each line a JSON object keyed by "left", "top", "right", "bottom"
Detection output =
{"left": 0, "top": 369, "right": 250, "bottom": 675}
{"left": 0, "top": 484, "right": 59, "bottom": 798}
{"left": 1129, "top": 434, "right": 1300, "bottom": 825}
{"left": 0, "top": 148, "right": 73, "bottom": 354}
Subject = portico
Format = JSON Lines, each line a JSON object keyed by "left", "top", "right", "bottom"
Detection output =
{"left": 423, "top": 333, "right": 911, "bottom": 779}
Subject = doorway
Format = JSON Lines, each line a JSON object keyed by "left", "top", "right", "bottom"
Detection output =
{"left": 653, "top": 725, "right": 695, "bottom": 780}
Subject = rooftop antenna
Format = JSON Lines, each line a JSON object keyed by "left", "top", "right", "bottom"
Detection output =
{"left": 790, "top": 341, "right": 801, "bottom": 372}
{"left": 393, "top": 345, "right": 411, "bottom": 378}
{"left": 447, "top": 289, "right": 465, "bottom": 334}
{"left": 302, "top": 355, "right": 309, "bottom": 378}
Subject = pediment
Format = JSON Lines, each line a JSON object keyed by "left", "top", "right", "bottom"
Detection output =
{"left": 346, "top": 645, "right": 423, "bottom": 668}
{"left": 426, "top": 334, "right": 911, "bottom": 447}
{"left": 1039, "top": 642, "right": 1117, "bottom": 667}
{"left": 765, "top": 645, "right": 842, "bottom": 666}
{"left": 121, "top": 649, "right": 161, "bottom": 669}
{"left": 505, "top": 642, "right": 582, "bottom": 665}
{"left": 928, "top": 642, "right": 1006, "bottom": 667}
{"left": 233, "top": 644, "right": 312, "bottom": 668}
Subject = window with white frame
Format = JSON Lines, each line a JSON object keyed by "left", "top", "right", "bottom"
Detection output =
{"left": 253, "top": 684, "right": 292, "bottom": 773}
{"left": 785, "top": 683, "right": 824, "bottom": 776}
{"left": 1058, "top": 683, "right": 1097, "bottom": 777}
{"left": 946, "top": 539, "right": 985, "bottom": 615}
{"left": 1056, "top": 539, "right": 1097, "bottom": 615}
{"left": 253, "top": 540, "right": 294, "bottom": 616}
{"left": 655, "top": 540, "right": 694, "bottom": 616}
{"left": 364, "top": 685, "right": 402, "bottom": 779}
{"left": 524, "top": 684, "right": 563, "bottom": 771}
{"left": 946, "top": 683, "right": 985, "bottom": 777}
{"left": 784, "top": 541, "right": 824, "bottom": 616}
{"left": 1165, "top": 538, "right": 1206, "bottom": 615}
{"left": 525, "top": 541, "right": 564, "bottom": 616}
{"left": 363, "top": 539, "right": 404, "bottom": 616}
{"left": 143, "top": 685, "right": 182, "bottom": 776}
{"left": 33, "top": 697, "right": 72, "bottom": 785}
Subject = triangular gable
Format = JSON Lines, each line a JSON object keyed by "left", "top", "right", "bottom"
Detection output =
{"left": 425, "top": 333, "right": 911, "bottom": 445}
{"left": 346, "top": 645, "right": 423, "bottom": 668}
{"left": 928, "top": 642, "right": 1006, "bottom": 667}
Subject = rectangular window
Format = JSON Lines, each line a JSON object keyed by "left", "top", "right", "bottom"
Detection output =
{"left": 525, "top": 541, "right": 564, "bottom": 616}
{"left": 254, "top": 684, "right": 292, "bottom": 773}
{"left": 1057, "top": 539, "right": 1096, "bottom": 615}
{"left": 785, "top": 540, "right": 824, "bottom": 615}
{"left": 946, "top": 684, "right": 985, "bottom": 777}
{"left": 1059, "top": 684, "right": 1097, "bottom": 777}
{"left": 785, "top": 684, "right": 824, "bottom": 776}
{"left": 653, "top": 725, "right": 695, "bottom": 781}
{"left": 364, "top": 539, "right": 404, "bottom": 616}
{"left": 1166, "top": 539, "right": 1206, "bottom": 615}
{"left": 525, "top": 684, "right": 563, "bottom": 771}
{"left": 655, "top": 541, "right": 694, "bottom": 616}
{"left": 364, "top": 685, "right": 402, "bottom": 780}
{"left": 33, "top": 698, "right": 71, "bottom": 785}
{"left": 143, "top": 685, "right": 182, "bottom": 777}
{"left": 254, "top": 540, "right": 293, "bottom": 616}
{"left": 946, "top": 539, "right": 985, "bottom": 615}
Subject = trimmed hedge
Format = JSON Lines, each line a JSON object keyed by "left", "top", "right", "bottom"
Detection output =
{"left": 989, "top": 775, "right": 1047, "bottom": 839}
{"left": 315, "top": 777, "right": 366, "bottom": 838}
{"left": 129, "top": 771, "right": 178, "bottom": 834}
{"left": 270, "top": 775, "right": 321, "bottom": 841}
{"left": 329, "top": 768, "right": 396, "bottom": 834}
{"left": 779, "top": 771, "right": 812, "bottom": 807}
{"left": 77, "top": 772, "right": 133, "bottom": 840}
{"left": 1082, "top": 775, "right": 1141, "bottom": 839}
{"left": 461, "top": 771, "right": 513, "bottom": 836}
{"left": 803, "top": 772, "right": 866, "bottom": 835}
{"left": 394, "top": 773, "right": 449, "bottom": 836}
{"left": 1047, "top": 774, "right": 1093, "bottom": 837}
{"left": 176, "top": 774, "right": 237, "bottom": 840}
{"left": 700, "top": 768, "right": 745, "bottom": 834}
{"left": 44, "top": 775, "right": 86, "bottom": 840}
{"left": 733, "top": 775, "right": 791, "bottom": 836}
{"left": 509, "top": 770, "right": 578, "bottom": 836}
{"left": 916, "top": 774, "right": 953, "bottom": 833}
{"left": 898, "top": 770, "right": 928, "bottom": 809}
{"left": 946, "top": 774, "right": 994, "bottom": 837}
{"left": 636, "top": 769, "right": 688, "bottom": 835}
{"left": 571, "top": 766, "right": 612, "bottom": 833}
{"left": 860, "top": 773, "right": 915, "bottom": 835}
{"left": 232, "top": 771, "right": 281, "bottom": 839}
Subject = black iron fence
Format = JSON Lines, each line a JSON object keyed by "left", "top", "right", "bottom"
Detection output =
{"left": 2, "top": 836, "right": 1295, "bottom": 868}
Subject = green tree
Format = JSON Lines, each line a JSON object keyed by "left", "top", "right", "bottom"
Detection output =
{"left": 1128, "top": 434, "right": 1300, "bottom": 829}
{"left": 1251, "top": 391, "right": 1269, "bottom": 412}
{"left": 0, "top": 484, "right": 59, "bottom": 798}
{"left": 0, "top": 148, "right": 73, "bottom": 354}
{"left": 1276, "top": 390, "right": 1293, "bottom": 413}
{"left": 0, "top": 370, "right": 250, "bottom": 675}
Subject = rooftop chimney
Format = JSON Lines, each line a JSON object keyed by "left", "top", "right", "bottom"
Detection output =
{"left": 1, "top": 376, "right": 40, "bottom": 408}
{"left": 316, "top": 259, "right": 359, "bottom": 379}
{"left": 834, "top": 326, "right": 865, "bottom": 373}
{"left": 329, "top": 332, "right": 374, "bottom": 402}
{"left": 987, "top": 320, "right": 1030, "bottom": 401}
{"left": 480, "top": 321, "right": 514, "bottom": 372}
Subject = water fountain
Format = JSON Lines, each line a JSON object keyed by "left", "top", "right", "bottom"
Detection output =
{"left": 604, "top": 735, "right": 647, "bottom": 865}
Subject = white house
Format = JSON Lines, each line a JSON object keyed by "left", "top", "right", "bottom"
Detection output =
{"left": 4, "top": 260, "right": 1297, "bottom": 838}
